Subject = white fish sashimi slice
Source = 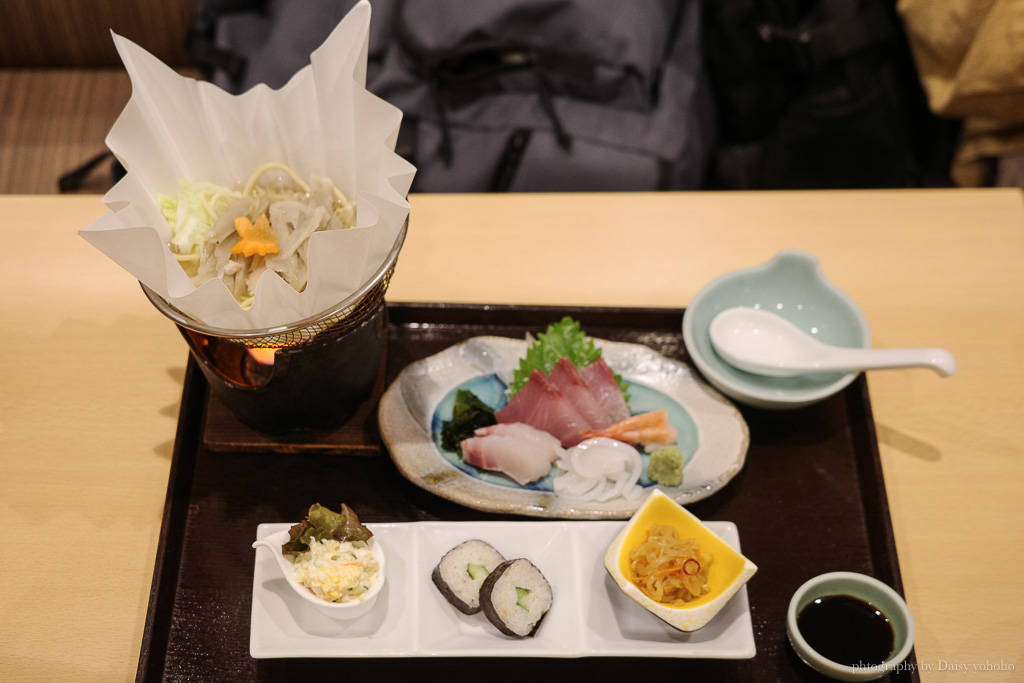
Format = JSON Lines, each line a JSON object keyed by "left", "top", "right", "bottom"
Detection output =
{"left": 462, "top": 423, "right": 565, "bottom": 485}
{"left": 462, "top": 436, "right": 550, "bottom": 486}
{"left": 475, "top": 423, "right": 563, "bottom": 460}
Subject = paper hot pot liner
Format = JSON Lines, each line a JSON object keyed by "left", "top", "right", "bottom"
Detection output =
{"left": 79, "top": 0, "right": 415, "bottom": 331}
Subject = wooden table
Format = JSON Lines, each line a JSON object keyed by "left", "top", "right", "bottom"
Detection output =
{"left": 2, "top": 190, "right": 1022, "bottom": 681}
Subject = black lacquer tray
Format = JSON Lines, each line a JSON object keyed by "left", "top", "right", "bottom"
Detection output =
{"left": 137, "top": 302, "right": 918, "bottom": 682}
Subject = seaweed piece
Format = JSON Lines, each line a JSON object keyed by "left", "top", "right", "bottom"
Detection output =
{"left": 440, "top": 389, "right": 497, "bottom": 453}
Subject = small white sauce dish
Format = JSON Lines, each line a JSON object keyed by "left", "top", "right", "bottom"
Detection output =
{"left": 787, "top": 572, "right": 915, "bottom": 681}
{"left": 252, "top": 527, "right": 386, "bottom": 620}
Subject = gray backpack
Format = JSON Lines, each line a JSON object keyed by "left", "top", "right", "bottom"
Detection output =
{"left": 188, "top": 0, "right": 715, "bottom": 192}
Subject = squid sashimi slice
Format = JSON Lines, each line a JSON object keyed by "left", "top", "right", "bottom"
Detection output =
{"left": 496, "top": 370, "right": 596, "bottom": 447}
{"left": 548, "top": 357, "right": 614, "bottom": 430}
{"left": 582, "top": 409, "right": 678, "bottom": 452}
{"left": 579, "top": 358, "right": 631, "bottom": 423}
{"left": 461, "top": 423, "right": 565, "bottom": 486}
{"left": 553, "top": 437, "right": 643, "bottom": 502}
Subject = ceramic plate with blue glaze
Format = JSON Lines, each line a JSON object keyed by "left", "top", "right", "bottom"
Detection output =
{"left": 378, "top": 336, "right": 749, "bottom": 519}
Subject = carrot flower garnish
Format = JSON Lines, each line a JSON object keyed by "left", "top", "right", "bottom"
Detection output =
{"left": 231, "top": 214, "right": 279, "bottom": 257}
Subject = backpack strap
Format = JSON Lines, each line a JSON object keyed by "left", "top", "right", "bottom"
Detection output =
{"left": 490, "top": 129, "right": 532, "bottom": 191}
{"left": 393, "top": 12, "right": 631, "bottom": 166}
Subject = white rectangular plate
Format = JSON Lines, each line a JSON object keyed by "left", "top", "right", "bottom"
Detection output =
{"left": 250, "top": 520, "right": 755, "bottom": 659}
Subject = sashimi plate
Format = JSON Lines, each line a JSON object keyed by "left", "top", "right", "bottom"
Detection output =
{"left": 251, "top": 520, "right": 755, "bottom": 658}
{"left": 379, "top": 336, "right": 748, "bottom": 519}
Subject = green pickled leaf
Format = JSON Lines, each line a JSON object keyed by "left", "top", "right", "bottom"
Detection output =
{"left": 281, "top": 503, "right": 372, "bottom": 556}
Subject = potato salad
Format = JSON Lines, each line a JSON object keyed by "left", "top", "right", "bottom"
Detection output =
{"left": 292, "top": 538, "right": 380, "bottom": 603}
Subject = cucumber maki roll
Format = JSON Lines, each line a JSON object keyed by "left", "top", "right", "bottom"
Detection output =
{"left": 431, "top": 540, "right": 506, "bottom": 615}
{"left": 480, "top": 558, "right": 553, "bottom": 638}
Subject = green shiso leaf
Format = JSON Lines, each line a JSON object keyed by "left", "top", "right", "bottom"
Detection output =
{"left": 281, "top": 503, "right": 372, "bottom": 556}
{"left": 440, "top": 389, "right": 497, "bottom": 453}
{"left": 507, "top": 317, "right": 630, "bottom": 402}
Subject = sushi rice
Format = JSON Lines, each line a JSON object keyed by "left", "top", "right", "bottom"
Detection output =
{"left": 480, "top": 558, "right": 553, "bottom": 638}
{"left": 432, "top": 539, "right": 506, "bottom": 615}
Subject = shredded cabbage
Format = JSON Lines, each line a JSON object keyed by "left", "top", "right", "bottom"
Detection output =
{"left": 160, "top": 180, "right": 238, "bottom": 254}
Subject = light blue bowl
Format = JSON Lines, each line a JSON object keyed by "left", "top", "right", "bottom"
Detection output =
{"left": 787, "top": 572, "right": 915, "bottom": 681}
{"left": 682, "top": 250, "right": 870, "bottom": 409}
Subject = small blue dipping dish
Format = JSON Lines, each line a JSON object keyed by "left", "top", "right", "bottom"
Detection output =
{"left": 682, "top": 250, "right": 870, "bottom": 409}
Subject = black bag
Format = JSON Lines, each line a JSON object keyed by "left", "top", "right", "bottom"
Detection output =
{"left": 186, "top": 0, "right": 716, "bottom": 193}
{"left": 699, "top": 0, "right": 957, "bottom": 189}
{"left": 61, "top": 0, "right": 955, "bottom": 193}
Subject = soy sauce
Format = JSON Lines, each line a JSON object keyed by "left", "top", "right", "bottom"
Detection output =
{"left": 797, "top": 595, "right": 894, "bottom": 667}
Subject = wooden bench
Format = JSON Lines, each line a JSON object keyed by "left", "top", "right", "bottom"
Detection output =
{"left": 0, "top": 1, "right": 196, "bottom": 194}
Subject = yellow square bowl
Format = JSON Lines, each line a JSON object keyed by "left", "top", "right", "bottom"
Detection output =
{"left": 603, "top": 488, "right": 757, "bottom": 631}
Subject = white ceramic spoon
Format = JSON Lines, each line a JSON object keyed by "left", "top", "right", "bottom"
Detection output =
{"left": 709, "top": 307, "right": 956, "bottom": 378}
